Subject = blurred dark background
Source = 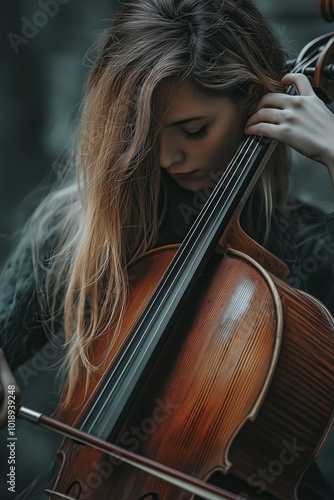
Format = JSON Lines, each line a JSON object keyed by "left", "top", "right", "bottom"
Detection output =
{"left": 0, "top": 0, "right": 333, "bottom": 498}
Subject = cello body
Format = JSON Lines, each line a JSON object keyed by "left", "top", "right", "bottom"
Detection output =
{"left": 51, "top": 223, "right": 334, "bottom": 500}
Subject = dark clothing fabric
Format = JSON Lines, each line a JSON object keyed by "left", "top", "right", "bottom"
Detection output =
{"left": 0, "top": 176, "right": 333, "bottom": 498}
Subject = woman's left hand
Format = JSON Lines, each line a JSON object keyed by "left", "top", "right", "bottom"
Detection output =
{"left": 245, "top": 73, "right": 334, "bottom": 185}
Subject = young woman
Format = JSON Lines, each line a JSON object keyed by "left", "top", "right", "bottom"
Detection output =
{"left": 0, "top": 0, "right": 333, "bottom": 498}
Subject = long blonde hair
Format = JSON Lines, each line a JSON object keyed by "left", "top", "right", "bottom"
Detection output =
{"left": 29, "top": 0, "right": 290, "bottom": 406}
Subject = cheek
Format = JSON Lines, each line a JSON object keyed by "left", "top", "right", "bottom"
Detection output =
{"left": 209, "top": 119, "right": 243, "bottom": 167}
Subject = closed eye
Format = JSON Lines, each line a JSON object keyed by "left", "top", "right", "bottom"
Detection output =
{"left": 182, "top": 125, "right": 208, "bottom": 141}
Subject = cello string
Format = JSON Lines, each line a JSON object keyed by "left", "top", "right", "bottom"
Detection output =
{"left": 84, "top": 48, "right": 320, "bottom": 430}
{"left": 84, "top": 47, "right": 319, "bottom": 430}
{"left": 83, "top": 47, "right": 320, "bottom": 430}
{"left": 81, "top": 135, "right": 259, "bottom": 431}
{"left": 79, "top": 120, "right": 259, "bottom": 430}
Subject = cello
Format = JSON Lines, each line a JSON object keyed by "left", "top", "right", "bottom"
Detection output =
{"left": 17, "top": 1, "right": 334, "bottom": 498}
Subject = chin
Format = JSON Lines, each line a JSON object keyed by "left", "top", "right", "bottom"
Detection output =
{"left": 175, "top": 181, "right": 204, "bottom": 191}
{"left": 174, "top": 176, "right": 213, "bottom": 192}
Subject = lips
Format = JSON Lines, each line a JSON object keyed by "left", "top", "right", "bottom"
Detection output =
{"left": 170, "top": 170, "right": 197, "bottom": 177}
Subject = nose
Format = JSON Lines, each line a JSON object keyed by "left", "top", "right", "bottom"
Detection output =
{"left": 159, "top": 136, "right": 184, "bottom": 170}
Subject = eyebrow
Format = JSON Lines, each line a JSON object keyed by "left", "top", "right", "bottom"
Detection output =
{"left": 167, "top": 116, "right": 205, "bottom": 127}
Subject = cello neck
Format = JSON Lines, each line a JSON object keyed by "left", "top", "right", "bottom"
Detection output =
{"left": 76, "top": 133, "right": 276, "bottom": 441}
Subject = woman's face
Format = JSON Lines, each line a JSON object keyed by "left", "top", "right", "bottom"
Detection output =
{"left": 158, "top": 79, "right": 246, "bottom": 191}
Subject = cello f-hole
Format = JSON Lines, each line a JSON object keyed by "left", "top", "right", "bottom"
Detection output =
{"left": 138, "top": 492, "right": 160, "bottom": 500}
{"left": 65, "top": 480, "right": 81, "bottom": 499}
